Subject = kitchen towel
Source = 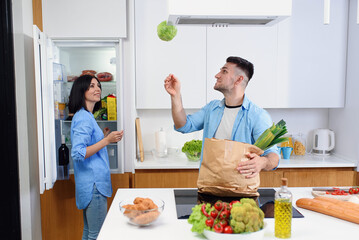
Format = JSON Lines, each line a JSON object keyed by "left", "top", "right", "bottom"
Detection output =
{"left": 197, "top": 138, "right": 264, "bottom": 197}
{"left": 155, "top": 128, "right": 167, "bottom": 157}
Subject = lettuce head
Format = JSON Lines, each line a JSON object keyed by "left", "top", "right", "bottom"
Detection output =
{"left": 157, "top": 21, "right": 177, "bottom": 41}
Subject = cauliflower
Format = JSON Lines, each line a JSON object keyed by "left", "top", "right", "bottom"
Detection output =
{"left": 230, "top": 198, "right": 264, "bottom": 233}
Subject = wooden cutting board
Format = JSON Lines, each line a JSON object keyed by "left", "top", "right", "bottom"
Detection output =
{"left": 311, "top": 190, "right": 359, "bottom": 201}
{"left": 135, "top": 117, "right": 144, "bottom": 162}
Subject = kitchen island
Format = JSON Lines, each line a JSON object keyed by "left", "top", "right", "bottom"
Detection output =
{"left": 98, "top": 188, "right": 359, "bottom": 240}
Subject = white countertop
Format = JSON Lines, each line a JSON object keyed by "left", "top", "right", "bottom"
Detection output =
{"left": 134, "top": 152, "right": 357, "bottom": 170}
{"left": 98, "top": 187, "right": 359, "bottom": 240}
{"left": 135, "top": 151, "right": 200, "bottom": 169}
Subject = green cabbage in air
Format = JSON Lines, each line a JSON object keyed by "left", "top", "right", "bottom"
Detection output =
{"left": 157, "top": 21, "right": 177, "bottom": 41}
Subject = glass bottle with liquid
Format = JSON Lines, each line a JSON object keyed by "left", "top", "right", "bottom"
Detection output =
{"left": 275, "top": 178, "right": 292, "bottom": 238}
{"left": 58, "top": 135, "right": 70, "bottom": 180}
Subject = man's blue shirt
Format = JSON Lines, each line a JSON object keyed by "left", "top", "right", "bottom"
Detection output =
{"left": 71, "top": 108, "right": 112, "bottom": 209}
{"left": 175, "top": 95, "right": 280, "bottom": 167}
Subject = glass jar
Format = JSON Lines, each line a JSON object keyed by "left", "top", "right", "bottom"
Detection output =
{"left": 293, "top": 133, "right": 306, "bottom": 155}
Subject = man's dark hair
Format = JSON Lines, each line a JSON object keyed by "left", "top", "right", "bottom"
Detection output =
{"left": 226, "top": 56, "right": 254, "bottom": 81}
{"left": 68, "top": 75, "right": 102, "bottom": 114}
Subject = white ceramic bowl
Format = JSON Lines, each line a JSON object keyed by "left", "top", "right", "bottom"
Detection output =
{"left": 203, "top": 222, "right": 267, "bottom": 240}
{"left": 119, "top": 197, "right": 165, "bottom": 226}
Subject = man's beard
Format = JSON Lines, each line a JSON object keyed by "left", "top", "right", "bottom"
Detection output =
{"left": 214, "top": 83, "right": 227, "bottom": 94}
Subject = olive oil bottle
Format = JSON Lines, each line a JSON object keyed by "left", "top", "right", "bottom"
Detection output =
{"left": 275, "top": 178, "right": 292, "bottom": 238}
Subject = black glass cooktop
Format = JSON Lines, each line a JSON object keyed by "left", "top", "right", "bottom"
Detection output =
{"left": 174, "top": 189, "right": 304, "bottom": 219}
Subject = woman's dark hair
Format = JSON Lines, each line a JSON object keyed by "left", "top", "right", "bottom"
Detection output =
{"left": 226, "top": 56, "right": 254, "bottom": 82}
{"left": 68, "top": 75, "right": 102, "bottom": 114}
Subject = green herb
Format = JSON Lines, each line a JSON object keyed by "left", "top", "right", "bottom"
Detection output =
{"left": 254, "top": 119, "right": 289, "bottom": 150}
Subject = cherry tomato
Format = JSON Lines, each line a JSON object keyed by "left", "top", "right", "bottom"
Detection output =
{"left": 210, "top": 209, "right": 218, "bottom": 218}
{"left": 201, "top": 204, "right": 209, "bottom": 217}
{"left": 331, "top": 189, "right": 347, "bottom": 195}
{"left": 220, "top": 210, "right": 230, "bottom": 220}
{"left": 223, "top": 226, "right": 233, "bottom": 234}
{"left": 213, "top": 223, "right": 223, "bottom": 233}
{"left": 219, "top": 219, "right": 228, "bottom": 228}
{"left": 205, "top": 217, "right": 214, "bottom": 227}
{"left": 354, "top": 187, "right": 359, "bottom": 194}
{"left": 214, "top": 201, "right": 223, "bottom": 211}
{"left": 230, "top": 200, "right": 240, "bottom": 208}
{"left": 222, "top": 202, "right": 231, "bottom": 211}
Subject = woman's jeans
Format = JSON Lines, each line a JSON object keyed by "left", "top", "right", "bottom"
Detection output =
{"left": 82, "top": 185, "right": 107, "bottom": 240}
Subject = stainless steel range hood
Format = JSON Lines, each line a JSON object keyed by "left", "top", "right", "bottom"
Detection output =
{"left": 168, "top": 0, "right": 292, "bottom": 27}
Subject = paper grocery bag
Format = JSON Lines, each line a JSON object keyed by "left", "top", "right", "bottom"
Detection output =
{"left": 197, "top": 138, "right": 264, "bottom": 197}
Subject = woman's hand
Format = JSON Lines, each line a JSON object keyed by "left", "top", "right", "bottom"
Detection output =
{"left": 105, "top": 130, "right": 124, "bottom": 144}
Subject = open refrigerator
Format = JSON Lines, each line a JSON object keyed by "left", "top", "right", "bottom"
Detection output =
{"left": 33, "top": 26, "right": 124, "bottom": 194}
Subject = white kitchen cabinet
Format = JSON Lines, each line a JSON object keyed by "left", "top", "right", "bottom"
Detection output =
{"left": 276, "top": 0, "right": 348, "bottom": 108}
{"left": 206, "top": 26, "right": 279, "bottom": 107}
{"left": 42, "top": 0, "right": 126, "bottom": 39}
{"left": 135, "top": 0, "right": 207, "bottom": 109}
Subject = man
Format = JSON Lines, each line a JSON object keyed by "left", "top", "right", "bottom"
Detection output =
{"left": 164, "top": 56, "right": 280, "bottom": 178}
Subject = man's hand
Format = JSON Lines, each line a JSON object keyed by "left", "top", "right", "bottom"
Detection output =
{"left": 164, "top": 74, "right": 187, "bottom": 129}
{"left": 236, "top": 152, "right": 266, "bottom": 179}
{"left": 164, "top": 74, "right": 181, "bottom": 97}
{"left": 236, "top": 152, "right": 279, "bottom": 179}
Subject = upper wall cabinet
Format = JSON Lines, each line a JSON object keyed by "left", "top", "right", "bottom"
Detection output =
{"left": 135, "top": 0, "right": 207, "bottom": 109}
{"left": 206, "top": 26, "right": 279, "bottom": 108}
{"left": 276, "top": 0, "right": 348, "bottom": 108}
{"left": 42, "top": 0, "right": 126, "bottom": 38}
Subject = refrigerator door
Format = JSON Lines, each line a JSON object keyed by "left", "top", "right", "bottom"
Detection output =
{"left": 33, "top": 25, "right": 57, "bottom": 193}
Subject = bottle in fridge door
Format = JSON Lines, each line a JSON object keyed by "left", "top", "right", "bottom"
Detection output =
{"left": 58, "top": 135, "right": 69, "bottom": 180}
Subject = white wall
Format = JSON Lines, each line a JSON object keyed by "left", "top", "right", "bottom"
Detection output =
{"left": 12, "top": 0, "right": 42, "bottom": 239}
{"left": 329, "top": 0, "right": 359, "bottom": 164}
{"left": 137, "top": 109, "right": 203, "bottom": 152}
{"left": 138, "top": 108, "right": 329, "bottom": 153}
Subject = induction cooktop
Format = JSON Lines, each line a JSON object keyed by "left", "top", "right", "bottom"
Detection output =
{"left": 174, "top": 188, "right": 304, "bottom": 219}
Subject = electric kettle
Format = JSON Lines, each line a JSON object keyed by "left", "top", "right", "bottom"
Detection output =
{"left": 312, "top": 129, "right": 335, "bottom": 155}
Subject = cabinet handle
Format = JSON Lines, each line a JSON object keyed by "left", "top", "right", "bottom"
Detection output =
{"left": 324, "top": 0, "right": 330, "bottom": 24}
{"left": 357, "top": 0, "right": 359, "bottom": 24}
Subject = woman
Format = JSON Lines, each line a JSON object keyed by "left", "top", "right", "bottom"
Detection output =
{"left": 68, "top": 75, "right": 123, "bottom": 240}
